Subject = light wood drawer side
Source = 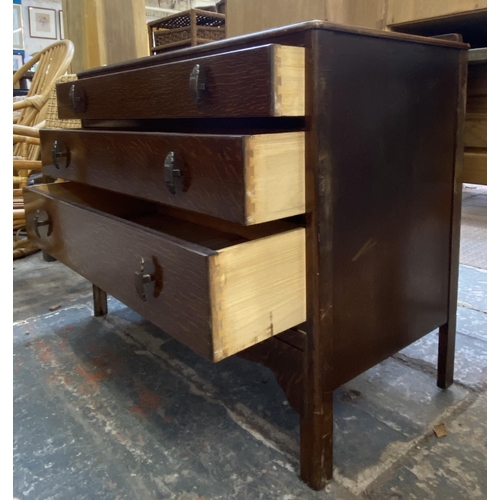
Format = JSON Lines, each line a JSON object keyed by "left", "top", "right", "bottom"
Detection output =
{"left": 245, "top": 132, "right": 305, "bottom": 224}
{"left": 210, "top": 228, "right": 306, "bottom": 361}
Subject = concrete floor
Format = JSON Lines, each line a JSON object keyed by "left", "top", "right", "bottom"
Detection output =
{"left": 13, "top": 186, "right": 487, "bottom": 500}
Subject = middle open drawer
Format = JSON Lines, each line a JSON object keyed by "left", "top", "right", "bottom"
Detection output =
{"left": 40, "top": 129, "right": 305, "bottom": 225}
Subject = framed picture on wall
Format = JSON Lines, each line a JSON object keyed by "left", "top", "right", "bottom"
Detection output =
{"left": 58, "top": 10, "right": 64, "bottom": 39}
{"left": 28, "top": 7, "right": 57, "bottom": 40}
{"left": 13, "top": 52, "right": 24, "bottom": 72}
{"left": 13, "top": 4, "right": 24, "bottom": 50}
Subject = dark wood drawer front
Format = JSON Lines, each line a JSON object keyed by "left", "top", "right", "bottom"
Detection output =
{"left": 24, "top": 183, "right": 213, "bottom": 359}
{"left": 40, "top": 129, "right": 305, "bottom": 225}
{"left": 56, "top": 44, "right": 305, "bottom": 120}
{"left": 24, "top": 183, "right": 306, "bottom": 362}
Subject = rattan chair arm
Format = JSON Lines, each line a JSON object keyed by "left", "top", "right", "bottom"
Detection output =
{"left": 13, "top": 94, "right": 47, "bottom": 112}
{"left": 13, "top": 135, "right": 41, "bottom": 146}
{"left": 13, "top": 124, "right": 42, "bottom": 138}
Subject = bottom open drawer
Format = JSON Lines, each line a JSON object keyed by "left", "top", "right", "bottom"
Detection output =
{"left": 24, "top": 182, "right": 306, "bottom": 361}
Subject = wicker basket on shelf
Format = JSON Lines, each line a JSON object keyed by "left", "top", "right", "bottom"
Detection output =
{"left": 148, "top": 9, "right": 225, "bottom": 55}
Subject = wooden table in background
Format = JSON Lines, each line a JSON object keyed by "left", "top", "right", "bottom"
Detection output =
{"left": 463, "top": 48, "right": 487, "bottom": 185}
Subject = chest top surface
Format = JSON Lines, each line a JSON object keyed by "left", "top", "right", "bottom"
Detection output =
{"left": 78, "top": 20, "right": 467, "bottom": 80}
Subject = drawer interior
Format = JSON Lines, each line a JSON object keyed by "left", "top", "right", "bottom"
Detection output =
{"left": 30, "top": 182, "right": 302, "bottom": 251}
{"left": 129, "top": 214, "right": 246, "bottom": 251}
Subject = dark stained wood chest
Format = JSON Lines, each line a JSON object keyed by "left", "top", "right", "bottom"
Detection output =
{"left": 24, "top": 21, "right": 468, "bottom": 490}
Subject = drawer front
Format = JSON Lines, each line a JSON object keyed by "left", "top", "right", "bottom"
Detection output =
{"left": 40, "top": 129, "right": 305, "bottom": 225}
{"left": 56, "top": 44, "right": 305, "bottom": 120}
{"left": 24, "top": 183, "right": 306, "bottom": 361}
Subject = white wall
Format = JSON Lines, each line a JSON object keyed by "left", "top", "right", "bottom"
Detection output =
{"left": 21, "top": 0, "right": 62, "bottom": 61}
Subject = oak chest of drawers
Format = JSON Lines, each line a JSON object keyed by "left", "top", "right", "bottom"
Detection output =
{"left": 24, "top": 22, "right": 468, "bottom": 490}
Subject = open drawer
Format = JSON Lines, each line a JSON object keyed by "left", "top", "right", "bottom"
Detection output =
{"left": 40, "top": 129, "right": 305, "bottom": 225}
{"left": 56, "top": 44, "right": 305, "bottom": 120}
{"left": 24, "top": 183, "right": 306, "bottom": 361}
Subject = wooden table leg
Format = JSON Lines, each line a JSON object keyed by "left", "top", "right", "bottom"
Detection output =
{"left": 92, "top": 284, "right": 108, "bottom": 317}
{"left": 42, "top": 251, "right": 57, "bottom": 262}
{"left": 300, "top": 391, "right": 333, "bottom": 490}
{"left": 438, "top": 322, "right": 456, "bottom": 389}
{"left": 41, "top": 174, "right": 57, "bottom": 264}
{"left": 438, "top": 50, "right": 467, "bottom": 391}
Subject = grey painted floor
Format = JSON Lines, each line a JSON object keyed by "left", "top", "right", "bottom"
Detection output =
{"left": 13, "top": 187, "right": 487, "bottom": 499}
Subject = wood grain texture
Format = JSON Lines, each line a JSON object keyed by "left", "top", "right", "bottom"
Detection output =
{"left": 299, "top": 29, "right": 465, "bottom": 488}
{"left": 326, "top": 0, "right": 389, "bottom": 30}
{"left": 387, "top": 0, "right": 487, "bottom": 26}
{"left": 24, "top": 183, "right": 214, "bottom": 360}
{"left": 40, "top": 129, "right": 305, "bottom": 225}
{"left": 24, "top": 182, "right": 305, "bottom": 362}
{"left": 438, "top": 50, "right": 468, "bottom": 389}
{"left": 41, "top": 129, "right": 247, "bottom": 222}
{"left": 226, "top": 0, "right": 325, "bottom": 38}
{"left": 432, "top": 34, "right": 464, "bottom": 43}
{"left": 100, "top": 0, "right": 149, "bottom": 65}
{"left": 464, "top": 114, "right": 486, "bottom": 149}
{"left": 314, "top": 30, "right": 462, "bottom": 393}
{"left": 227, "top": 0, "right": 388, "bottom": 37}
{"left": 300, "top": 29, "right": 334, "bottom": 491}
{"left": 13, "top": 160, "right": 42, "bottom": 171}
{"left": 300, "top": 393, "right": 333, "bottom": 490}
{"left": 76, "top": 22, "right": 465, "bottom": 81}
{"left": 463, "top": 151, "right": 487, "bottom": 185}
{"left": 387, "top": 10, "right": 485, "bottom": 50}
{"left": 463, "top": 59, "right": 486, "bottom": 185}
{"left": 92, "top": 284, "right": 108, "bottom": 317}
{"left": 60, "top": 0, "right": 89, "bottom": 74}
{"left": 245, "top": 132, "right": 305, "bottom": 224}
{"left": 56, "top": 45, "right": 305, "bottom": 120}
{"left": 238, "top": 334, "right": 305, "bottom": 414}
{"left": 154, "top": 203, "right": 302, "bottom": 243}
{"left": 61, "top": 0, "right": 148, "bottom": 74}
{"left": 210, "top": 229, "right": 306, "bottom": 361}
{"left": 273, "top": 45, "right": 306, "bottom": 117}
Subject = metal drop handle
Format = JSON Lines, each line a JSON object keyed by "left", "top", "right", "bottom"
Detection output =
{"left": 164, "top": 152, "right": 182, "bottom": 195}
{"left": 51, "top": 140, "right": 69, "bottom": 169}
{"left": 33, "top": 210, "right": 52, "bottom": 238}
{"left": 134, "top": 257, "right": 156, "bottom": 302}
{"left": 189, "top": 64, "right": 207, "bottom": 107}
{"left": 69, "top": 84, "right": 87, "bottom": 114}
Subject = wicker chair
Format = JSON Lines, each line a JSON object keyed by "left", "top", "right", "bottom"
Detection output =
{"left": 13, "top": 71, "right": 80, "bottom": 260}
{"left": 13, "top": 40, "right": 74, "bottom": 188}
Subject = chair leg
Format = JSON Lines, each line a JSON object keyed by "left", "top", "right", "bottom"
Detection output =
{"left": 93, "top": 284, "right": 108, "bottom": 317}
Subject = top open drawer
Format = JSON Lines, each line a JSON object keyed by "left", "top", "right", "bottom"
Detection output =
{"left": 56, "top": 44, "right": 305, "bottom": 120}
